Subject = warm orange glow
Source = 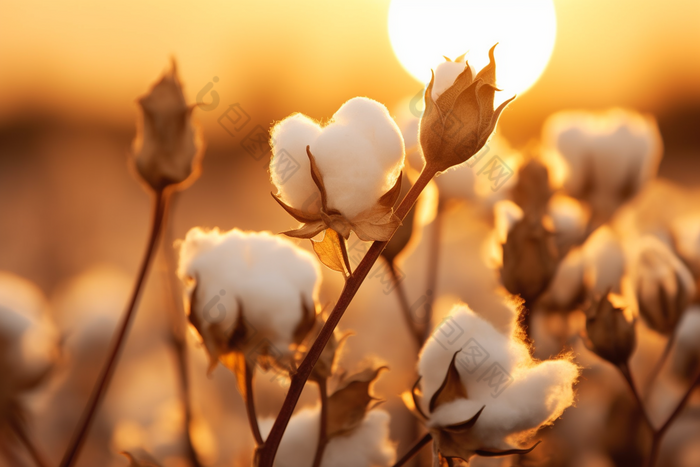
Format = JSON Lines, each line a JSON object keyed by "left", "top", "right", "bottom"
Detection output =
{"left": 388, "top": 0, "right": 557, "bottom": 101}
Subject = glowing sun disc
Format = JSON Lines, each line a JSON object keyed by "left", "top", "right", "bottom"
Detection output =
{"left": 388, "top": 0, "right": 557, "bottom": 100}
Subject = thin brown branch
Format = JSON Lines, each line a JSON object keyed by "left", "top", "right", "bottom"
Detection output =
{"left": 312, "top": 379, "right": 329, "bottom": 467}
{"left": 644, "top": 329, "right": 677, "bottom": 401}
{"left": 255, "top": 165, "right": 437, "bottom": 467}
{"left": 59, "top": 189, "right": 169, "bottom": 467}
{"left": 388, "top": 260, "right": 423, "bottom": 348}
{"left": 10, "top": 417, "right": 50, "bottom": 467}
{"left": 338, "top": 232, "right": 352, "bottom": 276}
{"left": 160, "top": 192, "right": 203, "bottom": 467}
{"left": 618, "top": 362, "right": 655, "bottom": 432}
{"left": 392, "top": 432, "right": 432, "bottom": 467}
{"left": 422, "top": 200, "right": 443, "bottom": 342}
{"left": 646, "top": 370, "right": 700, "bottom": 467}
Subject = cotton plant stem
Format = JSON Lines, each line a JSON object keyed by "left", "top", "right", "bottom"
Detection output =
{"left": 391, "top": 433, "right": 432, "bottom": 467}
{"left": 423, "top": 200, "right": 444, "bottom": 342}
{"left": 256, "top": 166, "right": 437, "bottom": 467}
{"left": 644, "top": 329, "right": 677, "bottom": 401}
{"left": 388, "top": 260, "right": 423, "bottom": 348}
{"left": 618, "top": 362, "right": 655, "bottom": 432}
{"left": 244, "top": 362, "right": 264, "bottom": 446}
{"left": 312, "top": 379, "right": 329, "bottom": 467}
{"left": 619, "top": 361, "right": 700, "bottom": 467}
{"left": 59, "top": 189, "right": 169, "bottom": 467}
{"left": 646, "top": 370, "right": 700, "bottom": 467}
{"left": 10, "top": 417, "right": 50, "bottom": 467}
{"left": 160, "top": 192, "right": 203, "bottom": 467}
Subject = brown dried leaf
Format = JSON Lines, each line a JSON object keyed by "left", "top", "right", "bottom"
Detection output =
{"left": 306, "top": 146, "right": 329, "bottom": 212}
{"left": 475, "top": 441, "right": 541, "bottom": 457}
{"left": 292, "top": 296, "right": 317, "bottom": 345}
{"left": 326, "top": 366, "right": 387, "bottom": 438}
{"left": 378, "top": 172, "right": 403, "bottom": 208}
{"left": 429, "top": 351, "right": 468, "bottom": 412}
{"left": 311, "top": 229, "right": 349, "bottom": 276}
{"left": 281, "top": 221, "right": 327, "bottom": 239}
{"left": 271, "top": 193, "right": 320, "bottom": 223}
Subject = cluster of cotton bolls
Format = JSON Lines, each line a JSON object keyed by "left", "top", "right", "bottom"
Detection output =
{"left": 3, "top": 51, "right": 699, "bottom": 467}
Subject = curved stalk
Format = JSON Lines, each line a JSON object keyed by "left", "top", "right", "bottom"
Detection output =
{"left": 312, "top": 379, "right": 329, "bottom": 467}
{"left": 255, "top": 166, "right": 437, "bottom": 467}
{"left": 59, "top": 189, "right": 169, "bottom": 467}
{"left": 392, "top": 433, "right": 432, "bottom": 467}
{"left": 388, "top": 260, "right": 423, "bottom": 348}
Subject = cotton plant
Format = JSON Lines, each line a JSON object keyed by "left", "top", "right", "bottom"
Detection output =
{"left": 542, "top": 108, "right": 663, "bottom": 228}
{"left": 401, "top": 304, "right": 579, "bottom": 465}
{"left": 0, "top": 272, "right": 58, "bottom": 466}
{"left": 177, "top": 227, "right": 320, "bottom": 447}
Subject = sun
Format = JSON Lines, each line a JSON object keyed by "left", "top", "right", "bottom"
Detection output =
{"left": 388, "top": 0, "right": 557, "bottom": 101}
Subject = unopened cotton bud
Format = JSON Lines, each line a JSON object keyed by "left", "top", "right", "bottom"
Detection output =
{"left": 270, "top": 97, "right": 405, "bottom": 241}
{"left": 673, "top": 306, "right": 700, "bottom": 380}
{"left": 420, "top": 47, "right": 514, "bottom": 174}
{"left": 633, "top": 236, "right": 695, "bottom": 334}
{"left": 133, "top": 62, "right": 202, "bottom": 191}
{"left": 584, "top": 293, "right": 636, "bottom": 366}
{"left": 177, "top": 228, "right": 320, "bottom": 372}
{"left": 407, "top": 304, "right": 578, "bottom": 463}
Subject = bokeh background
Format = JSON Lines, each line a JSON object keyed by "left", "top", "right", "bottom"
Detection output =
{"left": 1, "top": 1, "right": 700, "bottom": 466}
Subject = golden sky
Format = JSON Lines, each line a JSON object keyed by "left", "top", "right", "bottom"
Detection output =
{"left": 1, "top": 0, "right": 700, "bottom": 144}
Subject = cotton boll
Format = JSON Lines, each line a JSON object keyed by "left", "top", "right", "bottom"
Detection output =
{"left": 540, "top": 247, "right": 585, "bottom": 311}
{"left": 259, "top": 409, "right": 395, "bottom": 467}
{"left": 548, "top": 194, "right": 590, "bottom": 253}
{"left": 313, "top": 97, "right": 404, "bottom": 218}
{"left": 270, "top": 113, "right": 323, "bottom": 215}
{"left": 0, "top": 272, "right": 58, "bottom": 397}
{"left": 582, "top": 226, "right": 625, "bottom": 295}
{"left": 542, "top": 109, "right": 662, "bottom": 226}
{"left": 417, "top": 304, "right": 578, "bottom": 454}
{"left": 632, "top": 236, "right": 695, "bottom": 334}
{"left": 270, "top": 97, "right": 405, "bottom": 221}
{"left": 177, "top": 228, "right": 321, "bottom": 370}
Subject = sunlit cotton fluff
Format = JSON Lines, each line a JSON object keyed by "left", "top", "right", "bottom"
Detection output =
{"left": 0, "top": 272, "right": 58, "bottom": 417}
{"left": 177, "top": 228, "right": 321, "bottom": 371}
{"left": 542, "top": 109, "right": 662, "bottom": 225}
{"left": 431, "top": 59, "right": 476, "bottom": 101}
{"left": 270, "top": 97, "right": 404, "bottom": 220}
{"left": 415, "top": 304, "right": 579, "bottom": 457}
{"left": 259, "top": 409, "right": 395, "bottom": 467}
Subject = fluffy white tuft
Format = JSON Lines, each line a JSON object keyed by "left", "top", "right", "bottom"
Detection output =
{"left": 259, "top": 409, "right": 395, "bottom": 467}
{"left": 418, "top": 304, "right": 579, "bottom": 451}
{"left": 177, "top": 228, "right": 321, "bottom": 364}
{"left": 270, "top": 97, "right": 405, "bottom": 219}
{"left": 542, "top": 109, "right": 662, "bottom": 217}
{"left": 431, "top": 60, "right": 474, "bottom": 101}
{"left": 0, "top": 272, "right": 58, "bottom": 395}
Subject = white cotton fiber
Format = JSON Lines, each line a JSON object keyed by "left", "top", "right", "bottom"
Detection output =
{"left": 418, "top": 304, "right": 579, "bottom": 451}
{"left": 259, "top": 409, "right": 395, "bottom": 467}
{"left": 270, "top": 97, "right": 405, "bottom": 220}
{"left": 177, "top": 228, "right": 321, "bottom": 367}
